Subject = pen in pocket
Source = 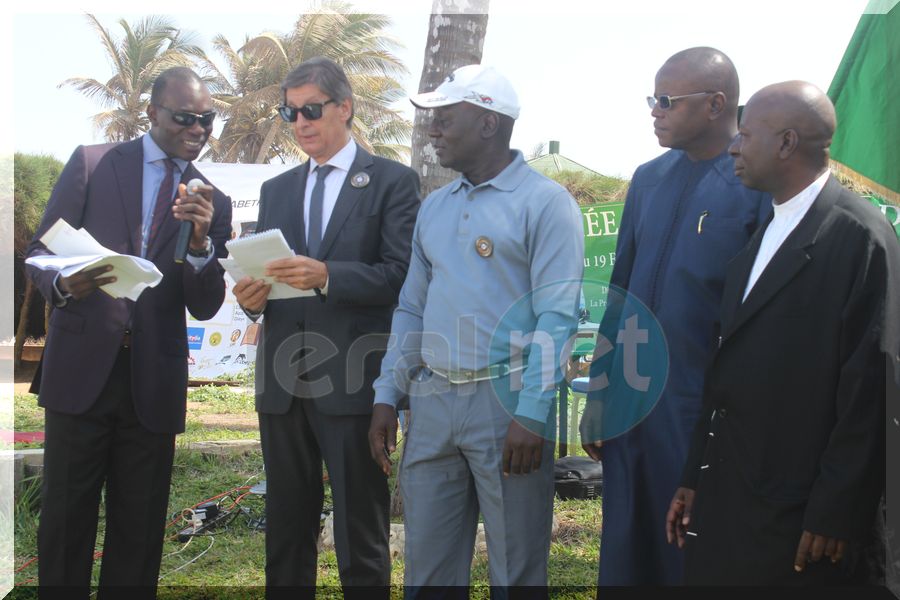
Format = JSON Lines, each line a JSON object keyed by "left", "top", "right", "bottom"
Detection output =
{"left": 697, "top": 210, "right": 709, "bottom": 234}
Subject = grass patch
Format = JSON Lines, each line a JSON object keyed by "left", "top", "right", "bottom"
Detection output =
{"left": 13, "top": 394, "right": 42, "bottom": 432}
{"left": 12, "top": 448, "right": 602, "bottom": 596}
{"left": 11, "top": 386, "right": 603, "bottom": 597}
{"left": 9, "top": 388, "right": 260, "bottom": 449}
{"left": 186, "top": 386, "right": 255, "bottom": 415}
{"left": 178, "top": 422, "right": 260, "bottom": 445}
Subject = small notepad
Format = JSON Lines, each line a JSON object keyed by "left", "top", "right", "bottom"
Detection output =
{"left": 222, "top": 229, "right": 314, "bottom": 299}
{"left": 225, "top": 229, "right": 293, "bottom": 266}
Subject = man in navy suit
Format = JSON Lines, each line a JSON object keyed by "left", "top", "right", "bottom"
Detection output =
{"left": 580, "top": 47, "right": 770, "bottom": 586}
{"left": 232, "top": 57, "right": 419, "bottom": 596}
{"left": 27, "top": 67, "right": 232, "bottom": 596}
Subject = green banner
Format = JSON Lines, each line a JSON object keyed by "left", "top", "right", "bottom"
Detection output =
{"left": 828, "top": 0, "right": 900, "bottom": 203}
{"left": 580, "top": 202, "right": 624, "bottom": 321}
{"left": 865, "top": 195, "right": 900, "bottom": 241}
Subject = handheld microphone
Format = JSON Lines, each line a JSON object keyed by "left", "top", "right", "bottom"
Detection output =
{"left": 174, "top": 178, "right": 205, "bottom": 264}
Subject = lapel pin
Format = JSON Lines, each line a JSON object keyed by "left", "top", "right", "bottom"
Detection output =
{"left": 475, "top": 236, "right": 493, "bottom": 258}
{"left": 351, "top": 172, "right": 370, "bottom": 188}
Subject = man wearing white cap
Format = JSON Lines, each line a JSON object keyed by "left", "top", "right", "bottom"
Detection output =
{"left": 369, "top": 64, "right": 584, "bottom": 595}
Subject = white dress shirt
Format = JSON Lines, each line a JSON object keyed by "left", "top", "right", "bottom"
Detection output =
{"left": 303, "top": 138, "right": 356, "bottom": 296}
{"left": 304, "top": 138, "right": 356, "bottom": 243}
{"left": 743, "top": 170, "right": 830, "bottom": 301}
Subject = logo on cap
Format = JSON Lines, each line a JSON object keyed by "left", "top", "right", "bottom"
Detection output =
{"left": 465, "top": 92, "right": 494, "bottom": 105}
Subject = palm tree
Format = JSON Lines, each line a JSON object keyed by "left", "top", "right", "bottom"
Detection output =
{"left": 199, "top": 2, "right": 412, "bottom": 164}
{"left": 409, "top": 0, "right": 489, "bottom": 196}
{"left": 59, "top": 14, "right": 204, "bottom": 142}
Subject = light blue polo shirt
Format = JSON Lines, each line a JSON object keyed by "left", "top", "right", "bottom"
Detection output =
{"left": 373, "top": 150, "right": 584, "bottom": 423}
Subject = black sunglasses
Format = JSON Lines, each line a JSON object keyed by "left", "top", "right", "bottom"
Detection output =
{"left": 278, "top": 99, "right": 338, "bottom": 122}
{"left": 157, "top": 105, "right": 216, "bottom": 127}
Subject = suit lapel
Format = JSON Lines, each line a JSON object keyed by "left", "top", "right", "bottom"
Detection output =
{"left": 719, "top": 213, "right": 771, "bottom": 337}
{"left": 724, "top": 176, "right": 839, "bottom": 337}
{"left": 110, "top": 139, "right": 144, "bottom": 255}
{"left": 289, "top": 162, "right": 311, "bottom": 256}
{"left": 317, "top": 147, "right": 375, "bottom": 259}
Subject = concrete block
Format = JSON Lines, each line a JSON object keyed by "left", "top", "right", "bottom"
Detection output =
{"left": 18, "top": 449, "right": 44, "bottom": 478}
{"left": 6, "top": 452, "right": 24, "bottom": 492}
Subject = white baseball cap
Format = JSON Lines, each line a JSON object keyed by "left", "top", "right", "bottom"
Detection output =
{"left": 409, "top": 64, "right": 520, "bottom": 120}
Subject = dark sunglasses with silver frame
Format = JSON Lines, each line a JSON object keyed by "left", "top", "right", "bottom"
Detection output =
{"left": 156, "top": 105, "right": 216, "bottom": 127}
{"left": 646, "top": 91, "right": 717, "bottom": 110}
{"left": 278, "top": 99, "right": 338, "bottom": 122}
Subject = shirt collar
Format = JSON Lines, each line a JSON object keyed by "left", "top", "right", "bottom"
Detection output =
{"left": 142, "top": 133, "right": 189, "bottom": 173}
{"left": 450, "top": 149, "right": 528, "bottom": 193}
{"left": 772, "top": 169, "right": 830, "bottom": 218}
{"left": 309, "top": 138, "right": 356, "bottom": 173}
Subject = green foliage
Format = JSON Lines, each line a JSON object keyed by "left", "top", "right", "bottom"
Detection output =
{"left": 59, "top": 14, "right": 204, "bottom": 142}
{"left": 199, "top": 2, "right": 412, "bottom": 164}
{"left": 187, "top": 385, "right": 254, "bottom": 413}
{"left": 13, "top": 448, "right": 602, "bottom": 596}
{"left": 178, "top": 423, "right": 260, "bottom": 445}
{"left": 213, "top": 363, "right": 255, "bottom": 386}
{"left": 13, "top": 476, "right": 42, "bottom": 589}
{"left": 547, "top": 170, "right": 629, "bottom": 206}
{"left": 11, "top": 381, "right": 602, "bottom": 595}
{"left": 13, "top": 394, "right": 43, "bottom": 434}
{"left": 13, "top": 153, "right": 64, "bottom": 344}
{"left": 13, "top": 153, "right": 63, "bottom": 252}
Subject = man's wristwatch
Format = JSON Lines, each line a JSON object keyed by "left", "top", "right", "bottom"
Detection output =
{"left": 187, "top": 236, "right": 213, "bottom": 258}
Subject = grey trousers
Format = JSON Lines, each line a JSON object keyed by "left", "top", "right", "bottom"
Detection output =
{"left": 400, "top": 372, "right": 555, "bottom": 589}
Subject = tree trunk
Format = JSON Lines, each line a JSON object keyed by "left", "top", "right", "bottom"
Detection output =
{"left": 253, "top": 118, "right": 281, "bottom": 164}
{"left": 14, "top": 278, "right": 35, "bottom": 370}
{"left": 390, "top": 1, "right": 490, "bottom": 517}
{"left": 410, "top": 0, "right": 490, "bottom": 197}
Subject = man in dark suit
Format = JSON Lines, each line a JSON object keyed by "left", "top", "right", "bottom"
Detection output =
{"left": 232, "top": 57, "right": 419, "bottom": 596}
{"left": 666, "top": 81, "right": 900, "bottom": 585}
{"left": 26, "top": 67, "right": 232, "bottom": 595}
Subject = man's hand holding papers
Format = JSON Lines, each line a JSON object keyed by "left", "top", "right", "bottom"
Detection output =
{"left": 222, "top": 229, "right": 315, "bottom": 302}
{"left": 25, "top": 219, "right": 163, "bottom": 301}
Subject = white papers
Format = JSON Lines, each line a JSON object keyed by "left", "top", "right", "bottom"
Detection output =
{"left": 26, "top": 219, "right": 163, "bottom": 301}
{"left": 222, "top": 229, "right": 314, "bottom": 299}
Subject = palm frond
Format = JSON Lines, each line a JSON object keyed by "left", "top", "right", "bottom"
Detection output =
{"left": 65, "top": 14, "right": 206, "bottom": 143}
{"left": 202, "top": 7, "right": 411, "bottom": 163}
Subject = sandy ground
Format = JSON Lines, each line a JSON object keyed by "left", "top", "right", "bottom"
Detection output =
{"left": 186, "top": 403, "right": 259, "bottom": 430}
{"left": 13, "top": 360, "right": 38, "bottom": 395}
